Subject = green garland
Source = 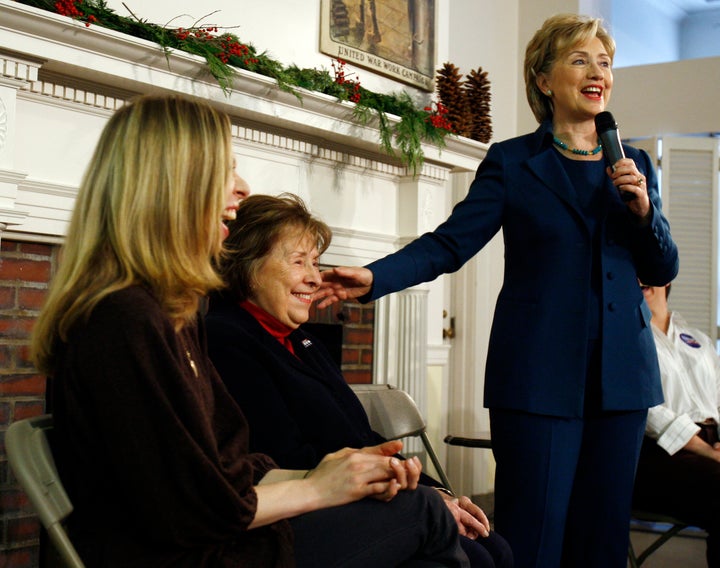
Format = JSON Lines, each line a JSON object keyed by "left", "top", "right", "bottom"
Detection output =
{"left": 15, "top": 0, "right": 454, "bottom": 173}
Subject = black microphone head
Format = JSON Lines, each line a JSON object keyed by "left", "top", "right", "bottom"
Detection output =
{"left": 594, "top": 111, "right": 618, "bottom": 134}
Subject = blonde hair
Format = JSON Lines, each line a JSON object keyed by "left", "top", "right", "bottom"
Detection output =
{"left": 524, "top": 13, "right": 615, "bottom": 123}
{"left": 219, "top": 193, "right": 332, "bottom": 302}
{"left": 32, "top": 95, "right": 233, "bottom": 374}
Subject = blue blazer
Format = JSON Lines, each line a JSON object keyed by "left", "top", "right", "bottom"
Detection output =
{"left": 366, "top": 121, "right": 679, "bottom": 417}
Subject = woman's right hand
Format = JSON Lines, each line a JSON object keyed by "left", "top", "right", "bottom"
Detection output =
{"left": 357, "top": 441, "right": 423, "bottom": 493}
{"left": 251, "top": 442, "right": 419, "bottom": 528}
{"left": 316, "top": 266, "right": 374, "bottom": 308}
{"left": 306, "top": 442, "right": 418, "bottom": 506}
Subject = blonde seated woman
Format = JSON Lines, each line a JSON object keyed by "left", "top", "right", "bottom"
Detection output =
{"left": 30, "top": 95, "right": 469, "bottom": 568}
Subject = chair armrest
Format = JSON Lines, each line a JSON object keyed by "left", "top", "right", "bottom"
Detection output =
{"left": 443, "top": 432, "right": 492, "bottom": 449}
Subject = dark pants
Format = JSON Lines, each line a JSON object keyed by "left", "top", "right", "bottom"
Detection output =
{"left": 490, "top": 408, "right": 647, "bottom": 568}
{"left": 460, "top": 532, "right": 514, "bottom": 568}
{"left": 633, "top": 427, "right": 720, "bottom": 567}
{"left": 290, "top": 485, "right": 470, "bottom": 567}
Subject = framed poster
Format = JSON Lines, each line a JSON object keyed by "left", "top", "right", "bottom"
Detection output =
{"left": 320, "top": 0, "right": 436, "bottom": 91}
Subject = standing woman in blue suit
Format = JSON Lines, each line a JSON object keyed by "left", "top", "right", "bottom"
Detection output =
{"left": 319, "top": 13, "right": 679, "bottom": 568}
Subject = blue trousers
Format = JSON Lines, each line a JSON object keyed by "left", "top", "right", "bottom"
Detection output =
{"left": 490, "top": 408, "right": 647, "bottom": 568}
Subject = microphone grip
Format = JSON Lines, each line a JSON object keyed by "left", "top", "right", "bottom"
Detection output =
{"left": 598, "top": 127, "right": 635, "bottom": 202}
{"left": 598, "top": 127, "right": 625, "bottom": 167}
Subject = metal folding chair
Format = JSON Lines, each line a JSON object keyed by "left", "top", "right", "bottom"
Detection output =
{"left": 6, "top": 414, "right": 85, "bottom": 568}
{"left": 350, "top": 383, "right": 454, "bottom": 494}
{"left": 628, "top": 509, "right": 702, "bottom": 567}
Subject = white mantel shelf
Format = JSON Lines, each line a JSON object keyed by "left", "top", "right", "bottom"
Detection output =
{"left": 0, "top": 0, "right": 487, "bottom": 173}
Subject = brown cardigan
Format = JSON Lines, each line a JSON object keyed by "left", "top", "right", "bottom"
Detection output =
{"left": 50, "top": 286, "right": 294, "bottom": 567}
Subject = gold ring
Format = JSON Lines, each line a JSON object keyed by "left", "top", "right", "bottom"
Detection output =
{"left": 637, "top": 175, "right": 644, "bottom": 185}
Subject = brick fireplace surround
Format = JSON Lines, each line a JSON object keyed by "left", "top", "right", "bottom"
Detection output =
{"left": 0, "top": 240, "right": 52, "bottom": 567}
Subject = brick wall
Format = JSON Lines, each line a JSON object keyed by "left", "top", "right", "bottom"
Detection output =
{"left": 0, "top": 239, "right": 57, "bottom": 568}
{"left": 0, "top": 242, "right": 375, "bottom": 566}
{"left": 307, "top": 299, "right": 375, "bottom": 384}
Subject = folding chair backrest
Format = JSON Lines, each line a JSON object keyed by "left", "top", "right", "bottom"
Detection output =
{"left": 350, "top": 384, "right": 454, "bottom": 493}
{"left": 6, "top": 414, "right": 86, "bottom": 568}
{"left": 351, "top": 384, "right": 425, "bottom": 439}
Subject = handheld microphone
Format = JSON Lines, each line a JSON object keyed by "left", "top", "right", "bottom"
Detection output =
{"left": 595, "top": 111, "right": 636, "bottom": 202}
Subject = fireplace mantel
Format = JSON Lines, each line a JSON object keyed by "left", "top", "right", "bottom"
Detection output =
{"left": 1, "top": 2, "right": 485, "bottom": 168}
{"left": 0, "top": 0, "right": 488, "bottom": 252}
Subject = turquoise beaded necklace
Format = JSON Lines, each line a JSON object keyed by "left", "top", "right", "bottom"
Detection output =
{"left": 552, "top": 135, "right": 602, "bottom": 156}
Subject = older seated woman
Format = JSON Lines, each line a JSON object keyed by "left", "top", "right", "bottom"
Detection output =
{"left": 206, "top": 192, "right": 513, "bottom": 568}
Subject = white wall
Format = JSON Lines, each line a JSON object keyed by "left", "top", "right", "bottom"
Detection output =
{"left": 682, "top": 9, "right": 720, "bottom": 60}
{"left": 447, "top": 0, "right": 520, "bottom": 143}
{"left": 611, "top": 0, "right": 680, "bottom": 68}
{"left": 608, "top": 0, "right": 720, "bottom": 66}
{"left": 611, "top": 57, "right": 720, "bottom": 139}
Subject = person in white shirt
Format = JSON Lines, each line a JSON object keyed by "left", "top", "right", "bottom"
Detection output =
{"left": 633, "top": 282, "right": 720, "bottom": 567}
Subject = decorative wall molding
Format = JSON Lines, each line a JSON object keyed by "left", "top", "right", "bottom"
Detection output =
{"left": 24, "top": 77, "right": 127, "bottom": 114}
{"left": 232, "top": 122, "right": 452, "bottom": 181}
{"left": 0, "top": 96, "right": 7, "bottom": 150}
{"left": 0, "top": 167, "right": 29, "bottom": 240}
{"left": 0, "top": 207, "right": 29, "bottom": 228}
{"left": 0, "top": 49, "right": 42, "bottom": 87}
{"left": 18, "top": 74, "right": 453, "bottom": 186}
{"left": 427, "top": 343, "right": 451, "bottom": 366}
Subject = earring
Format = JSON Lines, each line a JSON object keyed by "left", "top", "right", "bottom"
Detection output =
{"left": 546, "top": 89, "right": 553, "bottom": 96}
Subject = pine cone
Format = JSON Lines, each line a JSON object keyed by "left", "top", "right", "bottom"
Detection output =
{"left": 464, "top": 67, "right": 493, "bottom": 143}
{"left": 435, "top": 63, "right": 472, "bottom": 137}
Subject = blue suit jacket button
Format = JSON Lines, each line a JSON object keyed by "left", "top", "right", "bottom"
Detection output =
{"left": 608, "top": 302, "right": 617, "bottom": 312}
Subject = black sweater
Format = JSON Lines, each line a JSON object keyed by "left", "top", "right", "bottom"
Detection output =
{"left": 51, "top": 286, "right": 293, "bottom": 567}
